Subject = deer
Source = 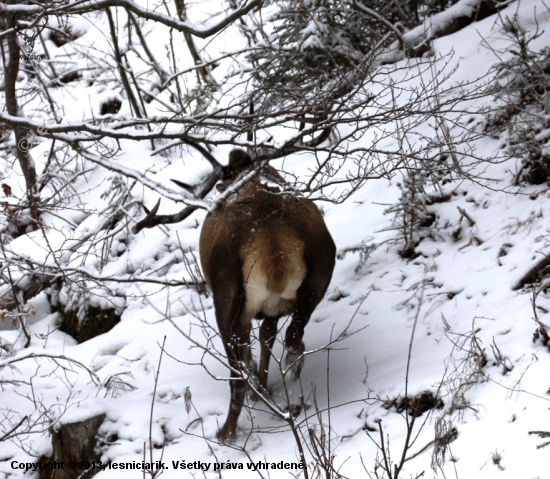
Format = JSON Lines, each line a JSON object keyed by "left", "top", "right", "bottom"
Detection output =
{"left": 131, "top": 128, "right": 335, "bottom": 443}
{"left": 198, "top": 149, "right": 336, "bottom": 442}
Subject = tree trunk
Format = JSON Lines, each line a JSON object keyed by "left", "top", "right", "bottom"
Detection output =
{"left": 378, "top": 0, "right": 502, "bottom": 62}
{"left": 408, "top": 0, "right": 500, "bottom": 57}
{"left": 2, "top": 5, "right": 40, "bottom": 228}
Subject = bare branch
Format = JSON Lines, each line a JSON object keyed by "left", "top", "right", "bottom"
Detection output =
{"left": 0, "top": 0, "right": 262, "bottom": 38}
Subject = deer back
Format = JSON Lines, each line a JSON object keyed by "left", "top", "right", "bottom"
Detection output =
{"left": 199, "top": 164, "right": 334, "bottom": 319}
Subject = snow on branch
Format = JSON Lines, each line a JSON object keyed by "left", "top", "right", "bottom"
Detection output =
{"left": 0, "top": 0, "right": 262, "bottom": 39}
{"left": 377, "top": 0, "right": 505, "bottom": 63}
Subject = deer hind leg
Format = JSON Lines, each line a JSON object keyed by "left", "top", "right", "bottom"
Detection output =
{"left": 283, "top": 239, "right": 334, "bottom": 380}
{"left": 284, "top": 282, "right": 328, "bottom": 380}
{"left": 217, "top": 315, "right": 251, "bottom": 443}
{"left": 209, "top": 246, "right": 252, "bottom": 443}
{"left": 258, "top": 317, "right": 279, "bottom": 392}
{"left": 283, "top": 297, "right": 317, "bottom": 380}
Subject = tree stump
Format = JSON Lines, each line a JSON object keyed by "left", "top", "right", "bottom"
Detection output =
{"left": 41, "top": 414, "right": 106, "bottom": 479}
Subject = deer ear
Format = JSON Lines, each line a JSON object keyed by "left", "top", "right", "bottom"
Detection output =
{"left": 228, "top": 149, "right": 252, "bottom": 174}
{"left": 221, "top": 165, "right": 231, "bottom": 180}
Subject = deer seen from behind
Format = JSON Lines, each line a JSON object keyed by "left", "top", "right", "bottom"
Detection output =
{"left": 199, "top": 149, "right": 336, "bottom": 442}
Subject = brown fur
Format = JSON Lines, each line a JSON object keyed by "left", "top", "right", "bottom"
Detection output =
{"left": 199, "top": 149, "right": 336, "bottom": 443}
{"left": 222, "top": 148, "right": 253, "bottom": 179}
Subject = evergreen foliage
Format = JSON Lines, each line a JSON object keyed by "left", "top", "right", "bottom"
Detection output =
{"left": 247, "top": 0, "right": 396, "bottom": 111}
{"left": 246, "top": 0, "right": 462, "bottom": 113}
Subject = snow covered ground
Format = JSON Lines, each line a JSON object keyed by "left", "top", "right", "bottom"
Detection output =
{"left": 1, "top": 1, "right": 550, "bottom": 478}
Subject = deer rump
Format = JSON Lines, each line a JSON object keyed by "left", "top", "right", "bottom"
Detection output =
{"left": 199, "top": 178, "right": 335, "bottom": 441}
